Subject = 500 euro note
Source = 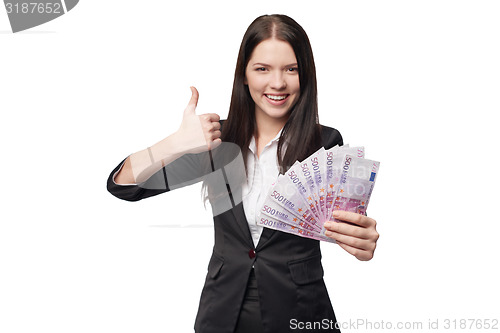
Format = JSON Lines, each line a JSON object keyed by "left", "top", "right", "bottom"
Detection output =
{"left": 328, "top": 154, "right": 379, "bottom": 226}
{"left": 324, "top": 146, "right": 365, "bottom": 220}
{"left": 260, "top": 199, "right": 320, "bottom": 233}
{"left": 260, "top": 147, "right": 379, "bottom": 243}
{"left": 265, "top": 175, "right": 322, "bottom": 231}
{"left": 257, "top": 215, "right": 335, "bottom": 243}
{"left": 288, "top": 160, "right": 324, "bottom": 222}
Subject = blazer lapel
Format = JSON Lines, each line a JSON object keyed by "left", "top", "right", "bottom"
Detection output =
{"left": 230, "top": 202, "right": 255, "bottom": 249}
{"left": 229, "top": 202, "right": 278, "bottom": 251}
{"left": 256, "top": 227, "right": 276, "bottom": 250}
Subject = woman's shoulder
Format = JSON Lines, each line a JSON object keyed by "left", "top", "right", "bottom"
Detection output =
{"left": 319, "top": 124, "right": 343, "bottom": 149}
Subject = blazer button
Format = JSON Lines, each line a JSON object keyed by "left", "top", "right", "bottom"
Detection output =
{"left": 248, "top": 249, "right": 256, "bottom": 259}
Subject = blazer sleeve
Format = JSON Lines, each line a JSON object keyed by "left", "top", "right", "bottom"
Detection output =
{"left": 106, "top": 158, "right": 169, "bottom": 202}
{"left": 106, "top": 120, "right": 239, "bottom": 202}
{"left": 106, "top": 150, "right": 217, "bottom": 202}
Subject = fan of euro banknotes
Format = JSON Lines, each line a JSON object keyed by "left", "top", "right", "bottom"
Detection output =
{"left": 258, "top": 145, "right": 380, "bottom": 242}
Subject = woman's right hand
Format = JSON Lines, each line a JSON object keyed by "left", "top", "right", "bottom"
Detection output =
{"left": 172, "top": 86, "right": 222, "bottom": 154}
{"left": 115, "top": 87, "right": 221, "bottom": 185}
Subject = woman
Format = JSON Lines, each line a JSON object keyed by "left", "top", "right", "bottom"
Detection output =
{"left": 107, "top": 14, "right": 379, "bottom": 333}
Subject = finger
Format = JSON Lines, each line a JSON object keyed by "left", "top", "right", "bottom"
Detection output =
{"left": 201, "top": 113, "right": 220, "bottom": 123}
{"left": 200, "top": 118, "right": 221, "bottom": 132}
{"left": 336, "top": 241, "right": 374, "bottom": 261}
{"left": 184, "top": 86, "right": 199, "bottom": 115}
{"left": 189, "top": 86, "right": 199, "bottom": 107}
{"left": 324, "top": 220, "right": 370, "bottom": 239}
{"left": 208, "top": 138, "right": 222, "bottom": 150}
{"left": 210, "top": 120, "right": 221, "bottom": 131}
{"left": 209, "top": 130, "right": 222, "bottom": 140}
{"left": 325, "top": 230, "right": 374, "bottom": 251}
{"left": 331, "top": 210, "right": 375, "bottom": 228}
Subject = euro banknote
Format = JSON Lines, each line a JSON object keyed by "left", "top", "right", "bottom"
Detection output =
{"left": 257, "top": 215, "right": 335, "bottom": 243}
{"left": 259, "top": 145, "right": 379, "bottom": 242}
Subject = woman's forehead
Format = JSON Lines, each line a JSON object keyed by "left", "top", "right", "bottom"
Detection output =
{"left": 249, "top": 39, "right": 297, "bottom": 64}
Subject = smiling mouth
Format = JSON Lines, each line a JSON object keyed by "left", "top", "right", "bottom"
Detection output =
{"left": 265, "top": 94, "right": 289, "bottom": 101}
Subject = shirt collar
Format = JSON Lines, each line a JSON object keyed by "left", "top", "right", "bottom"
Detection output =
{"left": 248, "top": 126, "right": 284, "bottom": 154}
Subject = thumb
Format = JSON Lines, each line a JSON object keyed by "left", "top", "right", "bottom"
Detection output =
{"left": 183, "top": 86, "right": 199, "bottom": 116}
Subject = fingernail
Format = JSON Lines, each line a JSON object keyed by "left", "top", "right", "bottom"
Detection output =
{"left": 331, "top": 211, "right": 340, "bottom": 218}
{"left": 324, "top": 222, "right": 331, "bottom": 228}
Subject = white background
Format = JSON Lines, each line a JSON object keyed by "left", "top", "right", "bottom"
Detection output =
{"left": 1, "top": 1, "right": 499, "bottom": 332}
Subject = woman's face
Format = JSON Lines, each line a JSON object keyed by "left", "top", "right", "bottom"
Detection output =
{"left": 245, "top": 38, "right": 300, "bottom": 125}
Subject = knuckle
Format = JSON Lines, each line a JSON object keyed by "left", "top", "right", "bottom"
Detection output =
{"left": 212, "top": 130, "right": 221, "bottom": 139}
{"left": 202, "top": 123, "right": 211, "bottom": 132}
{"left": 356, "top": 251, "right": 372, "bottom": 261}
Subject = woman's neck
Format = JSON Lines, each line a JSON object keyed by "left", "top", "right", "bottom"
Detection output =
{"left": 254, "top": 110, "right": 289, "bottom": 157}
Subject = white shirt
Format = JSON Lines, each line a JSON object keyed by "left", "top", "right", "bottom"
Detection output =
{"left": 242, "top": 129, "right": 284, "bottom": 248}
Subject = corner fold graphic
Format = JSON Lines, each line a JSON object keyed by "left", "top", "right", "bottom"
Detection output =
{"left": 64, "top": 0, "right": 78, "bottom": 11}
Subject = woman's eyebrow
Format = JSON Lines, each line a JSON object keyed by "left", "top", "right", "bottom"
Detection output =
{"left": 251, "top": 62, "right": 298, "bottom": 67}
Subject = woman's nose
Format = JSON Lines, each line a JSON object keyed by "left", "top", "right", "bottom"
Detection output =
{"left": 269, "top": 71, "right": 286, "bottom": 90}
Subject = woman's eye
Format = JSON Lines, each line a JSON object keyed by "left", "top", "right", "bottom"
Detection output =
{"left": 256, "top": 67, "right": 267, "bottom": 71}
{"left": 287, "top": 67, "right": 299, "bottom": 72}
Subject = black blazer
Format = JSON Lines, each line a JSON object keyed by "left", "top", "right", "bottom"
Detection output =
{"left": 107, "top": 124, "right": 343, "bottom": 333}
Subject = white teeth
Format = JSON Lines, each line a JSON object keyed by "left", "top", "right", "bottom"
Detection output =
{"left": 266, "top": 94, "right": 287, "bottom": 101}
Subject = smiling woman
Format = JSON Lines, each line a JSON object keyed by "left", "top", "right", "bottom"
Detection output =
{"left": 222, "top": 14, "right": 323, "bottom": 175}
{"left": 108, "top": 14, "right": 379, "bottom": 333}
{"left": 244, "top": 38, "right": 301, "bottom": 144}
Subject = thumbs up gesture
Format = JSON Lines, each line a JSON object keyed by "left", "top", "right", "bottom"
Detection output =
{"left": 118, "top": 87, "right": 222, "bottom": 185}
{"left": 174, "top": 87, "right": 222, "bottom": 154}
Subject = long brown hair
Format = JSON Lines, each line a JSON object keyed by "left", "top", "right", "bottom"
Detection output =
{"left": 221, "top": 14, "right": 322, "bottom": 174}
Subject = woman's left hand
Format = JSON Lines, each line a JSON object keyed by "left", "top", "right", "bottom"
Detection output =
{"left": 324, "top": 211, "right": 379, "bottom": 261}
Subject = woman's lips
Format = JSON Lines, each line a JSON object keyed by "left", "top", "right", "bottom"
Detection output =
{"left": 265, "top": 94, "right": 290, "bottom": 106}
